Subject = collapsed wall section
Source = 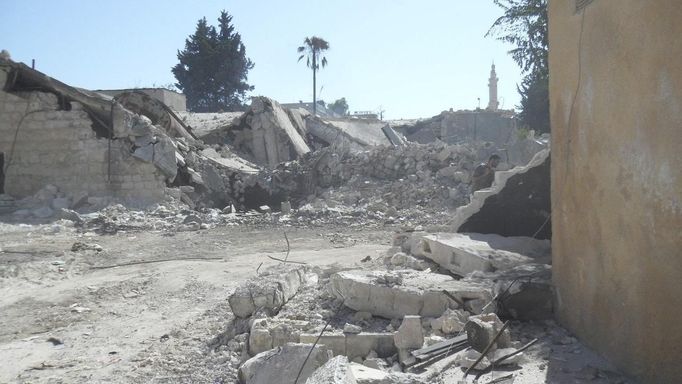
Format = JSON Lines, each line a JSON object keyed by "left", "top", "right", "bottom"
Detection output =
{"left": 452, "top": 149, "right": 551, "bottom": 239}
{"left": 0, "top": 80, "right": 165, "bottom": 205}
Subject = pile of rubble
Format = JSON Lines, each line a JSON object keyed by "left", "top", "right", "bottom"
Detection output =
{"left": 216, "top": 225, "right": 555, "bottom": 384}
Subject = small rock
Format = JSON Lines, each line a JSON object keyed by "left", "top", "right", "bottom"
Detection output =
{"left": 343, "top": 323, "right": 362, "bottom": 334}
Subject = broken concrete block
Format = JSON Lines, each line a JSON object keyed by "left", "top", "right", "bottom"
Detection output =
{"left": 389, "top": 252, "right": 432, "bottom": 271}
{"left": 430, "top": 309, "right": 466, "bottom": 334}
{"left": 300, "top": 333, "right": 347, "bottom": 356}
{"left": 349, "top": 363, "right": 425, "bottom": 384}
{"left": 56, "top": 208, "right": 84, "bottom": 225}
{"left": 248, "top": 319, "right": 273, "bottom": 356}
{"left": 238, "top": 343, "right": 330, "bottom": 384}
{"left": 349, "top": 363, "right": 389, "bottom": 383}
{"left": 394, "top": 315, "right": 423, "bottom": 365}
{"left": 228, "top": 265, "right": 309, "bottom": 318}
{"left": 394, "top": 316, "right": 423, "bottom": 350}
{"left": 464, "top": 298, "right": 495, "bottom": 315}
{"left": 329, "top": 270, "right": 492, "bottom": 319}
{"left": 344, "top": 323, "right": 362, "bottom": 334}
{"left": 305, "top": 356, "right": 357, "bottom": 384}
{"left": 464, "top": 313, "right": 511, "bottom": 353}
{"left": 412, "top": 233, "right": 549, "bottom": 276}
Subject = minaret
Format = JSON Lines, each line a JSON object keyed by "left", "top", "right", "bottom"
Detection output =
{"left": 487, "top": 62, "right": 499, "bottom": 111}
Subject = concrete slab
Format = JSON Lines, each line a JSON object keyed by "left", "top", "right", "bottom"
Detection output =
{"left": 330, "top": 270, "right": 492, "bottom": 319}
{"left": 238, "top": 343, "right": 330, "bottom": 384}
{"left": 412, "top": 232, "right": 550, "bottom": 276}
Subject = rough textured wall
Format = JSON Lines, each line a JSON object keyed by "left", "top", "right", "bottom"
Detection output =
{"left": 440, "top": 111, "right": 516, "bottom": 144}
{"left": 0, "top": 88, "right": 165, "bottom": 204}
{"left": 549, "top": 1, "right": 682, "bottom": 382}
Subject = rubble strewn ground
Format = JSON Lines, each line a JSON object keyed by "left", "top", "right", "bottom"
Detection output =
{"left": 0, "top": 58, "right": 634, "bottom": 383}
{"left": 0, "top": 199, "right": 634, "bottom": 383}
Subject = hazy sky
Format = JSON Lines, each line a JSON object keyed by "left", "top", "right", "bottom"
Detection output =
{"left": 2, "top": 0, "right": 523, "bottom": 119}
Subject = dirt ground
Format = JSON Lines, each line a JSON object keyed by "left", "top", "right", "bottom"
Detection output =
{"left": 0, "top": 219, "right": 633, "bottom": 384}
{"left": 0, "top": 221, "right": 392, "bottom": 383}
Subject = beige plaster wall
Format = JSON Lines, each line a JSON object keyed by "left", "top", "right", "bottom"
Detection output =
{"left": 549, "top": 1, "right": 682, "bottom": 382}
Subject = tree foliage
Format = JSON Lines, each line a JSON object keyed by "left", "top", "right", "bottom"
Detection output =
{"left": 328, "top": 97, "right": 349, "bottom": 116}
{"left": 297, "top": 36, "right": 329, "bottom": 115}
{"left": 173, "top": 11, "right": 254, "bottom": 112}
{"left": 487, "top": 0, "right": 549, "bottom": 133}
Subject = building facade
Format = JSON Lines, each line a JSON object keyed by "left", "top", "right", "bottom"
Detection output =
{"left": 549, "top": 1, "right": 682, "bottom": 382}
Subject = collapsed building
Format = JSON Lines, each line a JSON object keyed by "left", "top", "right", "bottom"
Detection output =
{"left": 0, "top": 57, "right": 411, "bottom": 215}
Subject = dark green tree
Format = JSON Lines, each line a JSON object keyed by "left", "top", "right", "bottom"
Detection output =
{"left": 328, "top": 97, "right": 349, "bottom": 116}
{"left": 487, "top": 0, "right": 549, "bottom": 133}
{"left": 173, "top": 11, "right": 254, "bottom": 112}
{"left": 297, "top": 36, "right": 329, "bottom": 116}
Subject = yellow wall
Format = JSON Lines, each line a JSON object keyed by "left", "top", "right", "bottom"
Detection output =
{"left": 549, "top": 0, "right": 682, "bottom": 382}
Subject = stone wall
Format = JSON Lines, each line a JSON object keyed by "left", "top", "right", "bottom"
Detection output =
{"left": 0, "top": 86, "right": 166, "bottom": 205}
{"left": 549, "top": 1, "right": 682, "bottom": 382}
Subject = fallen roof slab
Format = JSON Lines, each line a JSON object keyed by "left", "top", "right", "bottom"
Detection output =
{"left": 452, "top": 148, "right": 551, "bottom": 239}
{"left": 330, "top": 270, "right": 492, "bottom": 319}
{"left": 411, "top": 232, "right": 551, "bottom": 276}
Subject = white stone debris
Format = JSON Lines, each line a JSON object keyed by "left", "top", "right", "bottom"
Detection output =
{"left": 238, "top": 342, "right": 330, "bottom": 384}
{"left": 228, "top": 265, "right": 310, "bottom": 318}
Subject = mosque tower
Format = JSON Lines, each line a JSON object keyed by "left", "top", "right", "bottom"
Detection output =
{"left": 487, "top": 62, "right": 499, "bottom": 111}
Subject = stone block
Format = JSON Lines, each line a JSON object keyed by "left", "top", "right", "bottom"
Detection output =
{"left": 238, "top": 343, "right": 330, "bottom": 384}
{"left": 305, "top": 356, "right": 356, "bottom": 384}
{"left": 228, "top": 265, "right": 309, "bottom": 318}
{"left": 394, "top": 316, "right": 423, "bottom": 349}
{"left": 464, "top": 313, "right": 511, "bottom": 353}
{"left": 300, "top": 333, "right": 347, "bottom": 356}
{"left": 249, "top": 319, "right": 274, "bottom": 356}
{"left": 330, "top": 270, "right": 492, "bottom": 319}
{"left": 415, "top": 233, "right": 549, "bottom": 276}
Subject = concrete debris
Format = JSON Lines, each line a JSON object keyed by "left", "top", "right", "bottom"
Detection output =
{"left": 305, "top": 356, "right": 356, "bottom": 384}
{"left": 71, "top": 241, "right": 103, "bottom": 252}
{"left": 201, "top": 97, "right": 311, "bottom": 166}
{"left": 388, "top": 252, "right": 434, "bottom": 271}
{"left": 429, "top": 309, "right": 466, "bottom": 335}
{"left": 455, "top": 347, "right": 525, "bottom": 371}
{"left": 452, "top": 149, "right": 551, "bottom": 239}
{"left": 344, "top": 323, "right": 363, "bottom": 334}
{"left": 238, "top": 342, "right": 330, "bottom": 384}
{"left": 394, "top": 315, "right": 423, "bottom": 365}
{"left": 228, "top": 265, "right": 311, "bottom": 317}
{"left": 306, "top": 356, "right": 426, "bottom": 384}
{"left": 471, "top": 263, "right": 554, "bottom": 320}
{"left": 465, "top": 313, "right": 511, "bottom": 353}
{"left": 247, "top": 317, "right": 315, "bottom": 356}
{"left": 329, "top": 270, "right": 492, "bottom": 318}
{"left": 412, "top": 233, "right": 550, "bottom": 276}
{"left": 390, "top": 109, "right": 548, "bottom": 168}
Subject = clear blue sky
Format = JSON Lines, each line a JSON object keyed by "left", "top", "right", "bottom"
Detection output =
{"left": 2, "top": 0, "right": 522, "bottom": 119}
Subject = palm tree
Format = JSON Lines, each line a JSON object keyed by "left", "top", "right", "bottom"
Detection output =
{"left": 297, "top": 36, "right": 329, "bottom": 116}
